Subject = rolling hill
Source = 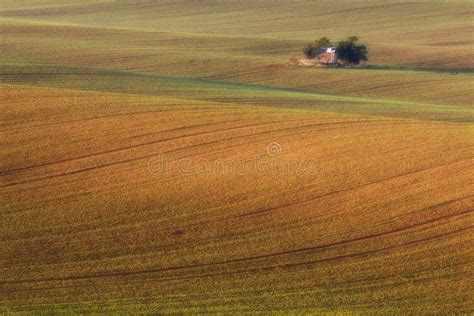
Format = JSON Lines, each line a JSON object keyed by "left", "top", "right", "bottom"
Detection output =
{"left": 1, "top": 0, "right": 473, "bottom": 313}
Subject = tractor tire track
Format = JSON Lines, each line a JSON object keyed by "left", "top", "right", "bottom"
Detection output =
{"left": 1, "top": 119, "right": 382, "bottom": 186}
{"left": 1, "top": 208, "right": 471, "bottom": 286}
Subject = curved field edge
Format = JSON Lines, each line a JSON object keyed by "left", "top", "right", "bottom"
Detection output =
{"left": 1, "top": 64, "right": 473, "bottom": 123}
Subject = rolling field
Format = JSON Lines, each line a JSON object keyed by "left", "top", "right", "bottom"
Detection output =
{"left": 1, "top": 0, "right": 474, "bottom": 314}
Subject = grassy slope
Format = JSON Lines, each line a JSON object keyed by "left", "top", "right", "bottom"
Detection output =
{"left": 1, "top": 0, "right": 473, "bottom": 67}
{"left": 0, "top": 63, "right": 472, "bottom": 124}
{"left": 1, "top": 19, "right": 473, "bottom": 109}
{"left": 1, "top": 0, "right": 473, "bottom": 314}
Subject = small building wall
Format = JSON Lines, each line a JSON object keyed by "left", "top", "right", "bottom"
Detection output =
{"left": 317, "top": 52, "right": 338, "bottom": 65}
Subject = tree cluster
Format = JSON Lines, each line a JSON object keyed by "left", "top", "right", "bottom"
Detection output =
{"left": 302, "top": 36, "right": 368, "bottom": 65}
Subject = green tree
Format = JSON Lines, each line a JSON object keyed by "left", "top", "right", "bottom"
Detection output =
{"left": 303, "top": 37, "right": 333, "bottom": 59}
{"left": 336, "top": 36, "right": 368, "bottom": 64}
{"left": 303, "top": 44, "right": 316, "bottom": 59}
{"left": 314, "top": 37, "right": 333, "bottom": 49}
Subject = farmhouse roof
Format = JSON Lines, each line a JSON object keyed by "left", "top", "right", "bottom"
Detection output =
{"left": 317, "top": 47, "right": 337, "bottom": 53}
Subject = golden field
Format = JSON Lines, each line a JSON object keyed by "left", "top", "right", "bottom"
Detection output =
{"left": 1, "top": 1, "right": 473, "bottom": 313}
